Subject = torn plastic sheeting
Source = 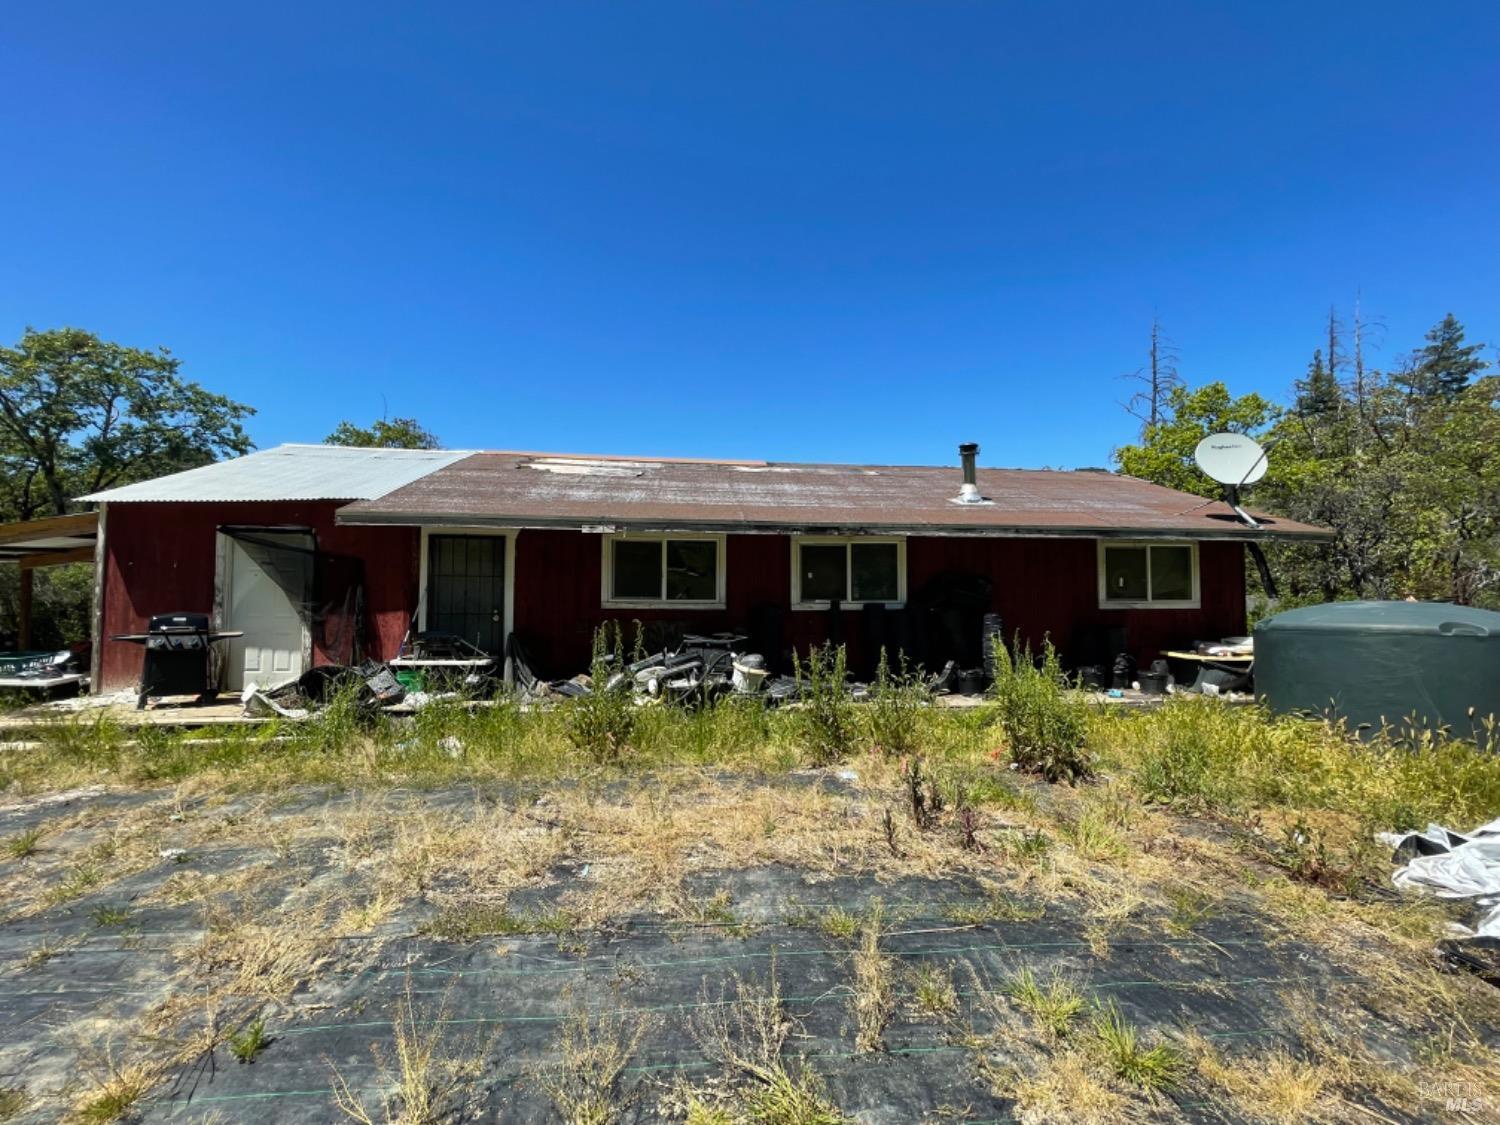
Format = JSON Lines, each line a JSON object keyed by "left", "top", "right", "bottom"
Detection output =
{"left": 1380, "top": 817, "right": 1500, "bottom": 939}
{"left": 241, "top": 685, "right": 309, "bottom": 720}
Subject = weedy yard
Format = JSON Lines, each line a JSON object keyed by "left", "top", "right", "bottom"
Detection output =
{"left": 1, "top": 654, "right": 1499, "bottom": 1123}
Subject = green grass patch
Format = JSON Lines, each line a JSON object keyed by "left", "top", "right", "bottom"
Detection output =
{"left": 421, "top": 901, "right": 579, "bottom": 941}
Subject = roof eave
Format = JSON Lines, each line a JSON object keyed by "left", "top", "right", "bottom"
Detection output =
{"left": 333, "top": 508, "right": 1332, "bottom": 541}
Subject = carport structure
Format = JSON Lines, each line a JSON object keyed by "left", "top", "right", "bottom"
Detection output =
{"left": 0, "top": 511, "right": 98, "bottom": 648}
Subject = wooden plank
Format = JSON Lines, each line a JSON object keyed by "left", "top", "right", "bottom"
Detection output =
{"left": 0, "top": 511, "right": 98, "bottom": 547}
{"left": 91, "top": 503, "right": 107, "bottom": 695}
{"left": 18, "top": 546, "right": 96, "bottom": 570}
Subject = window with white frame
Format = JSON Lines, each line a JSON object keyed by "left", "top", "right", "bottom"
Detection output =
{"left": 1097, "top": 541, "right": 1199, "bottom": 608}
{"left": 602, "top": 534, "right": 725, "bottom": 607}
{"left": 792, "top": 537, "right": 906, "bottom": 607}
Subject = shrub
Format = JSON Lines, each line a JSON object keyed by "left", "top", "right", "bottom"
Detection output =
{"left": 988, "top": 636, "right": 1091, "bottom": 783}
{"left": 793, "top": 643, "right": 855, "bottom": 765}
{"left": 867, "top": 648, "right": 927, "bottom": 756}
{"left": 564, "top": 623, "right": 635, "bottom": 764}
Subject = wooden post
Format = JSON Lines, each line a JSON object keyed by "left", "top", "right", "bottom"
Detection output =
{"left": 18, "top": 566, "right": 33, "bottom": 650}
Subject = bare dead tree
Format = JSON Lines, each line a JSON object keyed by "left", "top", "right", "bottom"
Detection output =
{"left": 1346, "top": 293, "right": 1390, "bottom": 451}
{"left": 1122, "top": 316, "right": 1183, "bottom": 432}
{"left": 1326, "top": 304, "right": 1344, "bottom": 388}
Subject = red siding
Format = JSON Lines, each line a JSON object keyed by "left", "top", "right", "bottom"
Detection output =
{"left": 908, "top": 536, "right": 1245, "bottom": 666}
{"left": 513, "top": 529, "right": 1245, "bottom": 677}
{"left": 99, "top": 506, "right": 1245, "bottom": 690}
{"left": 99, "top": 502, "right": 419, "bottom": 691}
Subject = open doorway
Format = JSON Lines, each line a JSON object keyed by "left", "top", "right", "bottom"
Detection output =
{"left": 217, "top": 527, "right": 314, "bottom": 690}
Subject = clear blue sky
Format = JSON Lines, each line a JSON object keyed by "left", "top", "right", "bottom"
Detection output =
{"left": 3, "top": 2, "right": 1496, "bottom": 468}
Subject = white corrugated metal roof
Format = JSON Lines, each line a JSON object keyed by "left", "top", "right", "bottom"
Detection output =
{"left": 80, "top": 444, "right": 472, "bottom": 503}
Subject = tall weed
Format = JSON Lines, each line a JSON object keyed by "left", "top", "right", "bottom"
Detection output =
{"left": 867, "top": 649, "right": 927, "bottom": 757}
{"left": 792, "top": 644, "right": 855, "bottom": 765}
{"left": 564, "top": 623, "right": 635, "bottom": 764}
{"left": 988, "top": 636, "right": 1090, "bottom": 783}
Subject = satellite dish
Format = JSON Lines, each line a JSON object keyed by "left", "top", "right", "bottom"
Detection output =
{"left": 1194, "top": 433, "right": 1268, "bottom": 486}
{"left": 1193, "top": 432, "right": 1270, "bottom": 529}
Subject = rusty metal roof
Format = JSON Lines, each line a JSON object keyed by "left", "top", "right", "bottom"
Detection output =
{"left": 336, "top": 451, "right": 1330, "bottom": 540}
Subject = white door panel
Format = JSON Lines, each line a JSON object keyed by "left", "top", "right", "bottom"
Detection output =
{"left": 224, "top": 532, "right": 310, "bottom": 691}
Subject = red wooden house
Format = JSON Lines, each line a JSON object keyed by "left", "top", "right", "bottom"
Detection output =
{"left": 83, "top": 443, "right": 1327, "bottom": 693}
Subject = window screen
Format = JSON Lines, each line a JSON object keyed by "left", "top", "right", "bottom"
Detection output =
{"left": 1149, "top": 545, "right": 1194, "bottom": 601}
{"left": 666, "top": 540, "right": 718, "bottom": 601}
{"left": 1102, "top": 546, "right": 1149, "bottom": 601}
{"left": 611, "top": 540, "right": 661, "bottom": 600}
{"left": 850, "top": 542, "right": 899, "bottom": 602}
{"left": 800, "top": 544, "right": 848, "bottom": 602}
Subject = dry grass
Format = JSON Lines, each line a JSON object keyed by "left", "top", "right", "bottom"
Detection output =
{"left": 849, "top": 904, "right": 894, "bottom": 1052}
{"left": 692, "top": 972, "right": 843, "bottom": 1125}
{"left": 1009, "top": 1049, "right": 1126, "bottom": 1125}
{"left": 1188, "top": 1034, "right": 1333, "bottom": 1123}
{"left": 6, "top": 691, "right": 1500, "bottom": 1121}
{"left": 907, "top": 960, "right": 958, "bottom": 1020}
{"left": 68, "top": 1047, "right": 160, "bottom": 1125}
{"left": 537, "top": 1004, "right": 650, "bottom": 1125}
{"left": 330, "top": 983, "right": 487, "bottom": 1125}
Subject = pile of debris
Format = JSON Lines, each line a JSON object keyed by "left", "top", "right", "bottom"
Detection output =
{"left": 1380, "top": 817, "right": 1500, "bottom": 988}
{"left": 243, "top": 660, "right": 407, "bottom": 719}
{"left": 512, "top": 632, "right": 969, "bottom": 708}
{"left": 512, "top": 632, "right": 800, "bottom": 706}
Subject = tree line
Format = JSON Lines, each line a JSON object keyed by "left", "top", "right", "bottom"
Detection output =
{"left": 0, "top": 326, "right": 437, "bottom": 647}
{"left": 1113, "top": 310, "right": 1498, "bottom": 608}
{"left": 2, "top": 311, "right": 1495, "bottom": 649}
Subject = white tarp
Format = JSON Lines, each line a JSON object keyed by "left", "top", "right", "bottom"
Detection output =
{"left": 1378, "top": 817, "right": 1500, "bottom": 939}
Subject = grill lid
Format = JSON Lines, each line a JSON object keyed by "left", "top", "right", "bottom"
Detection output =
{"left": 148, "top": 612, "right": 212, "bottom": 633}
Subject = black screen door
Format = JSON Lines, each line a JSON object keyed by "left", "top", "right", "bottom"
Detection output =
{"left": 425, "top": 535, "right": 506, "bottom": 654}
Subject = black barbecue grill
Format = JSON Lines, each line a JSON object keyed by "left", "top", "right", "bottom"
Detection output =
{"left": 111, "top": 613, "right": 243, "bottom": 709}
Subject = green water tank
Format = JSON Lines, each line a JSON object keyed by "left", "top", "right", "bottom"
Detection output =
{"left": 1255, "top": 601, "right": 1500, "bottom": 746}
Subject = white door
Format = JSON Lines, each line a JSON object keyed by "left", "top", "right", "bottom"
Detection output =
{"left": 224, "top": 532, "right": 311, "bottom": 690}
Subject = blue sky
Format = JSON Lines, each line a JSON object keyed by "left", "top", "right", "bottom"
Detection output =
{"left": 3, "top": 2, "right": 1496, "bottom": 468}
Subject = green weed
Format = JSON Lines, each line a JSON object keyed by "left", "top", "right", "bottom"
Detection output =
{"left": 228, "top": 1017, "right": 270, "bottom": 1063}
{"left": 422, "top": 902, "right": 578, "bottom": 941}
{"left": 4, "top": 826, "right": 42, "bottom": 859}
{"left": 793, "top": 643, "right": 856, "bottom": 765}
{"left": 867, "top": 649, "right": 927, "bottom": 756}
{"left": 0, "top": 1087, "right": 27, "bottom": 1120}
{"left": 90, "top": 905, "right": 131, "bottom": 927}
{"left": 1090, "top": 999, "right": 1185, "bottom": 1090}
{"left": 989, "top": 636, "right": 1091, "bottom": 783}
{"left": 908, "top": 961, "right": 958, "bottom": 1019}
{"left": 1006, "top": 965, "right": 1084, "bottom": 1038}
{"left": 564, "top": 623, "right": 635, "bottom": 765}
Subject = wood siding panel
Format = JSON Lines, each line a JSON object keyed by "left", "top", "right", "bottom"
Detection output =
{"left": 101, "top": 514, "right": 1245, "bottom": 689}
{"left": 99, "top": 502, "right": 418, "bottom": 691}
{"left": 514, "top": 530, "right": 1246, "bottom": 678}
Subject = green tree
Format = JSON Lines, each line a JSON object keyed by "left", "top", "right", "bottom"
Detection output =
{"left": 0, "top": 327, "right": 254, "bottom": 519}
{"left": 1400, "top": 313, "right": 1487, "bottom": 399}
{"left": 1294, "top": 349, "right": 1342, "bottom": 417}
{"left": 1117, "top": 315, "right": 1500, "bottom": 608}
{"left": 1113, "top": 382, "right": 1278, "bottom": 497}
{"left": 325, "top": 417, "right": 440, "bottom": 449}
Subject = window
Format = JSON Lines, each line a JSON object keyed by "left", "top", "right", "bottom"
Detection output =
{"left": 792, "top": 537, "right": 906, "bottom": 608}
{"left": 1098, "top": 541, "right": 1199, "bottom": 608}
{"left": 602, "top": 535, "right": 724, "bottom": 607}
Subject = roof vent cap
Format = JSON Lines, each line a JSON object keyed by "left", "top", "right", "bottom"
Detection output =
{"left": 955, "top": 442, "right": 986, "bottom": 504}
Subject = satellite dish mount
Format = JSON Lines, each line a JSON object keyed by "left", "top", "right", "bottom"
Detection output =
{"left": 1193, "top": 433, "right": 1269, "bottom": 530}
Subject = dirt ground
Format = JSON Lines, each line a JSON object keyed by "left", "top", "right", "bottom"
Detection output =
{"left": 1, "top": 766, "right": 1497, "bottom": 1123}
